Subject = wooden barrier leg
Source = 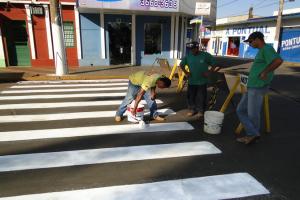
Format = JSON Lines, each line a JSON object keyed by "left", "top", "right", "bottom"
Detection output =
{"left": 264, "top": 94, "right": 271, "bottom": 133}
{"left": 177, "top": 66, "right": 189, "bottom": 93}
{"left": 169, "top": 62, "right": 178, "bottom": 80}
{"left": 220, "top": 76, "right": 240, "bottom": 113}
{"left": 235, "top": 84, "right": 247, "bottom": 135}
{"left": 177, "top": 68, "right": 185, "bottom": 92}
{"left": 235, "top": 123, "right": 243, "bottom": 135}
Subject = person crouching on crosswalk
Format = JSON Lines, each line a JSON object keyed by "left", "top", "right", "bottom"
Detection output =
{"left": 115, "top": 71, "right": 171, "bottom": 122}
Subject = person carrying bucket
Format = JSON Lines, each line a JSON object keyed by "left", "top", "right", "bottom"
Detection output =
{"left": 115, "top": 71, "right": 171, "bottom": 122}
{"left": 180, "top": 41, "right": 219, "bottom": 118}
{"left": 236, "top": 32, "right": 283, "bottom": 145}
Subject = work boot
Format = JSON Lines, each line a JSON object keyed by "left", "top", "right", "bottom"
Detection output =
{"left": 115, "top": 116, "right": 122, "bottom": 122}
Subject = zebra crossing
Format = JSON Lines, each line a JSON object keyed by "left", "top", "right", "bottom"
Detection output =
{"left": 0, "top": 79, "right": 270, "bottom": 199}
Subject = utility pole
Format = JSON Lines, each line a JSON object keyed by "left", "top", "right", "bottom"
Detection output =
{"left": 274, "top": 0, "right": 284, "bottom": 52}
{"left": 49, "top": 0, "right": 68, "bottom": 75}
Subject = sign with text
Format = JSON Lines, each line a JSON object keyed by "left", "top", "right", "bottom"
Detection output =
{"left": 78, "top": 0, "right": 179, "bottom": 12}
{"left": 30, "top": 5, "right": 44, "bottom": 15}
{"left": 240, "top": 74, "right": 248, "bottom": 87}
{"left": 195, "top": 2, "right": 211, "bottom": 16}
{"left": 225, "top": 26, "right": 271, "bottom": 36}
{"left": 280, "top": 28, "right": 300, "bottom": 63}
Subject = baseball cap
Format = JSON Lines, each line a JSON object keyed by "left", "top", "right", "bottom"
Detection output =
{"left": 244, "top": 32, "right": 264, "bottom": 42}
{"left": 186, "top": 41, "right": 200, "bottom": 49}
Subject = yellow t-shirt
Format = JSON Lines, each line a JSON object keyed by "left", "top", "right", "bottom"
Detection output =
{"left": 129, "top": 71, "right": 161, "bottom": 91}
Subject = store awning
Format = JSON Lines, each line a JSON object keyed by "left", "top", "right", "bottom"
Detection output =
{"left": 190, "top": 17, "right": 202, "bottom": 24}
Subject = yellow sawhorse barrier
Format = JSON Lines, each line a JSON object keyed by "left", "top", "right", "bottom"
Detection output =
{"left": 220, "top": 73, "right": 271, "bottom": 134}
{"left": 169, "top": 59, "right": 189, "bottom": 93}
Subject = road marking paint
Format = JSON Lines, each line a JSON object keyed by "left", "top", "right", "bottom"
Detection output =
{"left": 0, "top": 109, "right": 175, "bottom": 123}
{"left": 1, "top": 87, "right": 128, "bottom": 94}
{"left": 0, "top": 99, "right": 163, "bottom": 110}
{"left": 10, "top": 82, "right": 128, "bottom": 88}
{"left": 0, "top": 173, "right": 269, "bottom": 199}
{"left": 0, "top": 141, "right": 220, "bottom": 172}
{"left": 0, "top": 93, "right": 127, "bottom": 100}
{"left": 17, "top": 79, "right": 128, "bottom": 84}
{"left": 0, "top": 122, "right": 192, "bottom": 142}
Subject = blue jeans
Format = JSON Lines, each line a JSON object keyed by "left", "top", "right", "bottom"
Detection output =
{"left": 236, "top": 86, "right": 268, "bottom": 136}
{"left": 116, "top": 81, "right": 158, "bottom": 118}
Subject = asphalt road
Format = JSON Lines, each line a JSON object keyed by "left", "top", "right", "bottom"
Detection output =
{"left": 0, "top": 79, "right": 299, "bottom": 200}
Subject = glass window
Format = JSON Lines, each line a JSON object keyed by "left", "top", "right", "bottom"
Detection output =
{"left": 63, "top": 22, "right": 75, "bottom": 47}
{"left": 144, "top": 23, "right": 162, "bottom": 55}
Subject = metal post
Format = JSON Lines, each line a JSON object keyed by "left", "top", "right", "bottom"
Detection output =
{"left": 131, "top": 14, "right": 136, "bottom": 66}
{"left": 274, "top": 0, "right": 284, "bottom": 52}
{"left": 49, "top": 0, "right": 68, "bottom": 75}
{"left": 199, "top": 15, "right": 203, "bottom": 47}
{"left": 174, "top": 15, "right": 179, "bottom": 59}
{"left": 170, "top": 14, "right": 175, "bottom": 59}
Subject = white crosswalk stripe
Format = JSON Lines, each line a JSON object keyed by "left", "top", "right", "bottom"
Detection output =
{"left": 0, "top": 141, "right": 221, "bottom": 172}
{"left": 0, "top": 109, "right": 175, "bottom": 123}
{"left": 10, "top": 82, "right": 128, "bottom": 88}
{"left": 0, "top": 122, "right": 193, "bottom": 142}
{"left": 0, "top": 92, "right": 127, "bottom": 100}
{"left": 0, "top": 173, "right": 269, "bottom": 200}
{"left": 0, "top": 80, "right": 270, "bottom": 199}
{"left": 16, "top": 79, "right": 128, "bottom": 84}
{"left": 0, "top": 99, "right": 163, "bottom": 110}
{"left": 1, "top": 87, "right": 128, "bottom": 94}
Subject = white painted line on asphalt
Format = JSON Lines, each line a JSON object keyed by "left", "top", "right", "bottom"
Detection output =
{"left": 10, "top": 82, "right": 128, "bottom": 88}
{"left": 0, "top": 99, "right": 163, "bottom": 110}
{"left": 0, "top": 122, "right": 192, "bottom": 142}
{"left": 0, "top": 93, "right": 127, "bottom": 100}
{"left": 17, "top": 79, "right": 128, "bottom": 84}
{"left": 0, "top": 109, "right": 175, "bottom": 123}
{"left": 0, "top": 141, "right": 220, "bottom": 172}
{"left": 1, "top": 87, "right": 128, "bottom": 94}
{"left": 0, "top": 173, "right": 269, "bottom": 199}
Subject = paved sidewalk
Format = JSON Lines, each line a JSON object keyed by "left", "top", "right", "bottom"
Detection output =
{"left": 0, "top": 65, "right": 157, "bottom": 82}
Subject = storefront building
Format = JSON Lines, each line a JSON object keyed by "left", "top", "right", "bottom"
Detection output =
{"left": 77, "top": 0, "right": 217, "bottom": 66}
{"left": 0, "top": 0, "right": 217, "bottom": 68}
{"left": 0, "top": 0, "right": 79, "bottom": 68}
{"left": 205, "top": 10, "right": 300, "bottom": 63}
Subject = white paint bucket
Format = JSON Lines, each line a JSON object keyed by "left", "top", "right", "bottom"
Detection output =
{"left": 127, "top": 101, "right": 145, "bottom": 123}
{"left": 204, "top": 111, "right": 224, "bottom": 134}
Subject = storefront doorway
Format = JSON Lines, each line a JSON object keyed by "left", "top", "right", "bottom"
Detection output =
{"left": 4, "top": 20, "right": 31, "bottom": 66}
{"left": 227, "top": 37, "right": 240, "bottom": 56}
{"left": 108, "top": 22, "right": 131, "bottom": 65}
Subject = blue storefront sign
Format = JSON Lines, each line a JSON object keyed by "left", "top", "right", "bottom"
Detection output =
{"left": 280, "top": 28, "right": 300, "bottom": 63}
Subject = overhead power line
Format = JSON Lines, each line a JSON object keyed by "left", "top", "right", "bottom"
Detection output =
{"left": 217, "top": 0, "right": 240, "bottom": 8}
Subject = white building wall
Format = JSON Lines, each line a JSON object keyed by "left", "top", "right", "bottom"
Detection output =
{"left": 208, "top": 21, "right": 278, "bottom": 56}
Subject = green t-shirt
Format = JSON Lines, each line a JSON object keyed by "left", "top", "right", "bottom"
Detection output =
{"left": 180, "top": 52, "right": 216, "bottom": 85}
{"left": 247, "top": 44, "right": 281, "bottom": 88}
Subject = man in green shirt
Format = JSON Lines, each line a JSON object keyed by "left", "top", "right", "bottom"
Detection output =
{"left": 115, "top": 71, "right": 171, "bottom": 122}
{"left": 180, "top": 42, "right": 218, "bottom": 117}
{"left": 237, "top": 32, "right": 283, "bottom": 145}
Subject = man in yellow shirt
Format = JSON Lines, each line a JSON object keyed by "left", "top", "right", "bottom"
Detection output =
{"left": 115, "top": 71, "right": 171, "bottom": 122}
